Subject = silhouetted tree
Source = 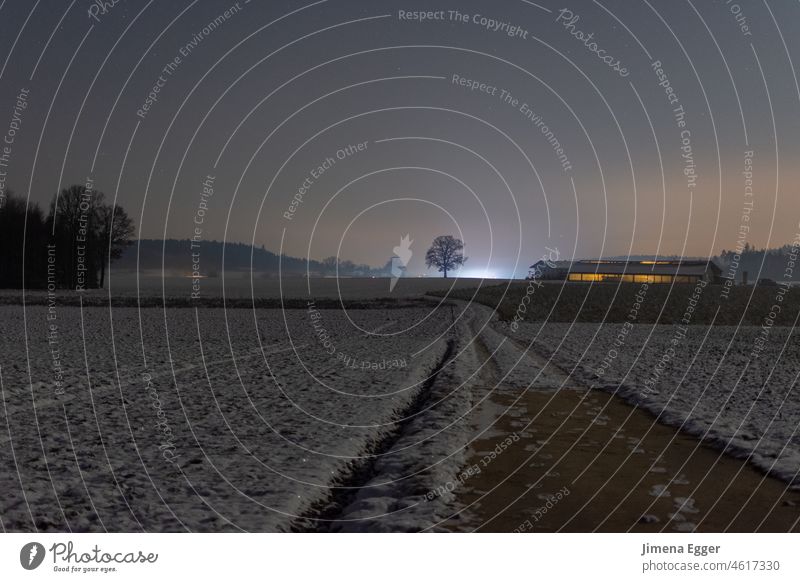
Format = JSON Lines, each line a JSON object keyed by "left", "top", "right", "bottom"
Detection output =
{"left": 338, "top": 260, "right": 356, "bottom": 275}
{"left": 0, "top": 192, "right": 48, "bottom": 288}
{"left": 47, "top": 185, "right": 105, "bottom": 289}
{"left": 717, "top": 244, "right": 799, "bottom": 283}
{"left": 321, "top": 256, "right": 338, "bottom": 275}
{"left": 425, "top": 235, "right": 467, "bottom": 278}
{"left": 40, "top": 184, "right": 135, "bottom": 289}
{"left": 94, "top": 203, "right": 134, "bottom": 288}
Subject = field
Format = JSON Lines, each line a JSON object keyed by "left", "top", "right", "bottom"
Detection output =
{"left": 1, "top": 279, "right": 799, "bottom": 532}
{"left": 432, "top": 281, "right": 800, "bottom": 326}
{"left": 509, "top": 321, "right": 800, "bottom": 487}
{"left": 0, "top": 303, "right": 457, "bottom": 531}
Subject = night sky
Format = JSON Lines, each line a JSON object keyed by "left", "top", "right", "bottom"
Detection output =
{"left": 1, "top": 0, "right": 798, "bottom": 277}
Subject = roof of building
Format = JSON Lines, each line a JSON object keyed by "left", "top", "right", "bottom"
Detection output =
{"left": 530, "top": 259, "right": 722, "bottom": 275}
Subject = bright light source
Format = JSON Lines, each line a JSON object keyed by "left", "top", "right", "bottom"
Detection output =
{"left": 461, "top": 269, "right": 498, "bottom": 279}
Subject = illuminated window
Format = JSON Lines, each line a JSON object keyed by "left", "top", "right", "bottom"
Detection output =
{"left": 569, "top": 273, "right": 605, "bottom": 281}
{"left": 568, "top": 268, "right": 708, "bottom": 284}
{"left": 568, "top": 272, "right": 703, "bottom": 283}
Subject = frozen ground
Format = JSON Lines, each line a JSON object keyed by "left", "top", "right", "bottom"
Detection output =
{"left": 2, "top": 296, "right": 798, "bottom": 532}
{"left": 508, "top": 321, "right": 800, "bottom": 487}
{"left": 0, "top": 304, "right": 454, "bottom": 531}
{"left": 0, "top": 293, "right": 566, "bottom": 532}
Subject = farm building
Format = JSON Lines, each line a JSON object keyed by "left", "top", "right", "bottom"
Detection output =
{"left": 528, "top": 259, "right": 722, "bottom": 284}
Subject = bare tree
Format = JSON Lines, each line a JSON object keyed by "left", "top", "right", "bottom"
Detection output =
{"left": 425, "top": 235, "right": 467, "bottom": 278}
{"left": 95, "top": 203, "right": 135, "bottom": 288}
{"left": 338, "top": 259, "right": 356, "bottom": 275}
{"left": 321, "top": 256, "right": 338, "bottom": 275}
{"left": 48, "top": 185, "right": 135, "bottom": 289}
{"left": 0, "top": 185, "right": 132, "bottom": 290}
{"left": 48, "top": 185, "right": 103, "bottom": 289}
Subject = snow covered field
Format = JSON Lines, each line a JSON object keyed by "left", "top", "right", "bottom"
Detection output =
{"left": 0, "top": 302, "right": 466, "bottom": 531}
{"left": 508, "top": 321, "right": 800, "bottom": 487}
{"left": 1, "top": 296, "right": 798, "bottom": 532}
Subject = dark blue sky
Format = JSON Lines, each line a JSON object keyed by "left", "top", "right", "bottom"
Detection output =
{"left": 1, "top": 0, "right": 798, "bottom": 277}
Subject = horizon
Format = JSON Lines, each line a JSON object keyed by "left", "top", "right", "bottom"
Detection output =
{"left": 111, "top": 236, "right": 796, "bottom": 280}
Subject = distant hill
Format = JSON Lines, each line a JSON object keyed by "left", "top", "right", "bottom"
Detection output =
{"left": 115, "top": 239, "right": 388, "bottom": 277}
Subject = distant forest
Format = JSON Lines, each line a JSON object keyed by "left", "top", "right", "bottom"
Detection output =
{"left": 0, "top": 183, "right": 393, "bottom": 289}
{"left": 0, "top": 187, "right": 134, "bottom": 290}
{"left": 115, "top": 239, "right": 392, "bottom": 278}
{"left": 717, "top": 243, "right": 800, "bottom": 282}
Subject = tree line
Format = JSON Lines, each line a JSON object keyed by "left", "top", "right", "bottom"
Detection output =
{"left": 111, "top": 239, "right": 393, "bottom": 277}
{"left": 110, "top": 240, "right": 466, "bottom": 278}
{"left": 0, "top": 185, "right": 134, "bottom": 289}
{"left": 717, "top": 242, "right": 800, "bottom": 282}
